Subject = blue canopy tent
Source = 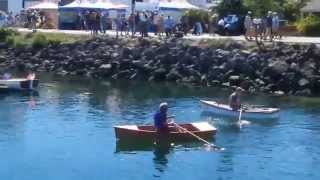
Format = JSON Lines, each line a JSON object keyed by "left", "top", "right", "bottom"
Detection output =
{"left": 59, "top": 0, "right": 127, "bottom": 30}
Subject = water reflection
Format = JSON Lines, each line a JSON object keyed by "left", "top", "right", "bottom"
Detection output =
{"left": 153, "top": 141, "right": 171, "bottom": 175}
{"left": 0, "top": 91, "right": 40, "bottom": 141}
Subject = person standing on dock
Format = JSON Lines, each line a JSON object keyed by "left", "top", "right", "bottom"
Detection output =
{"left": 244, "top": 11, "right": 253, "bottom": 40}
{"left": 154, "top": 102, "right": 171, "bottom": 133}
{"left": 229, "top": 87, "right": 244, "bottom": 110}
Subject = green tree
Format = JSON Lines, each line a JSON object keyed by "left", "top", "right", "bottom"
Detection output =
{"left": 216, "top": 0, "right": 248, "bottom": 17}
{"left": 243, "top": 0, "right": 280, "bottom": 16}
{"left": 282, "top": 0, "right": 309, "bottom": 22}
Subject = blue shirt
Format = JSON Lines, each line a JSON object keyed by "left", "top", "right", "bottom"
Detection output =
{"left": 154, "top": 111, "right": 167, "bottom": 129}
{"left": 164, "top": 18, "right": 175, "bottom": 29}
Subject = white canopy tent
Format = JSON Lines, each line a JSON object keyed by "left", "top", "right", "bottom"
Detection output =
{"left": 27, "top": 2, "right": 59, "bottom": 10}
{"left": 158, "top": 0, "right": 200, "bottom": 10}
{"left": 135, "top": 0, "right": 200, "bottom": 12}
{"left": 27, "top": 2, "right": 59, "bottom": 29}
{"left": 135, "top": 2, "right": 159, "bottom": 12}
{"left": 61, "top": 0, "right": 128, "bottom": 10}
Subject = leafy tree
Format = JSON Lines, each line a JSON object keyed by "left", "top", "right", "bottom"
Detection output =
{"left": 282, "top": 0, "right": 309, "bottom": 22}
{"left": 216, "top": 0, "right": 248, "bottom": 17}
{"left": 296, "top": 15, "right": 320, "bottom": 36}
{"left": 243, "top": 0, "right": 283, "bottom": 16}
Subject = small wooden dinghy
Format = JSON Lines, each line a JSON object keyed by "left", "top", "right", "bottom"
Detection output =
{"left": 0, "top": 79, "right": 39, "bottom": 91}
{"left": 114, "top": 122, "right": 217, "bottom": 143}
{"left": 200, "top": 100, "right": 280, "bottom": 120}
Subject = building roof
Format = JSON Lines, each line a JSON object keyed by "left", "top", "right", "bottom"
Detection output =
{"left": 301, "top": 0, "right": 320, "bottom": 13}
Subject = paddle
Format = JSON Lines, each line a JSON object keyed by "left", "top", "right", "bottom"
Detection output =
{"left": 238, "top": 108, "right": 243, "bottom": 128}
{"left": 172, "top": 122, "right": 224, "bottom": 151}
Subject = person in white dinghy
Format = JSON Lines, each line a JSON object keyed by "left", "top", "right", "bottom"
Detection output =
{"left": 229, "top": 87, "right": 245, "bottom": 110}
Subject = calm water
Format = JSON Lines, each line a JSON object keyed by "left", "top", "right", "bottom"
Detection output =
{"left": 0, "top": 74, "right": 320, "bottom": 180}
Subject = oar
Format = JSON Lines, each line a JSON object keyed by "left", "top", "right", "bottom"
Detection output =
{"left": 172, "top": 122, "right": 223, "bottom": 151}
{"left": 238, "top": 108, "right": 243, "bottom": 128}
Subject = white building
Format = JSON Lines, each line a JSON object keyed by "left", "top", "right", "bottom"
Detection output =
{"left": 0, "top": 0, "right": 24, "bottom": 14}
{"left": 0, "top": 0, "right": 46, "bottom": 14}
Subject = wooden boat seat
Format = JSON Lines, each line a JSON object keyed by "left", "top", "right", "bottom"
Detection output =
{"left": 192, "top": 122, "right": 217, "bottom": 131}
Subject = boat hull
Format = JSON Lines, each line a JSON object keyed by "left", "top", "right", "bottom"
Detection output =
{"left": 200, "top": 100, "right": 280, "bottom": 120}
{"left": 114, "top": 122, "right": 217, "bottom": 143}
{"left": 0, "top": 79, "right": 39, "bottom": 91}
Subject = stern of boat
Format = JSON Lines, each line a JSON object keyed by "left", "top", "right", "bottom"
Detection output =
{"left": 20, "top": 79, "right": 39, "bottom": 90}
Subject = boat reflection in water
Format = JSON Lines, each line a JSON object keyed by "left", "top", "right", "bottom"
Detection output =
{"left": 115, "top": 139, "right": 212, "bottom": 176}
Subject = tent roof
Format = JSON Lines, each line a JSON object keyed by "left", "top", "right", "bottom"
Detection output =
{"left": 158, "top": 0, "right": 200, "bottom": 10}
{"left": 135, "top": 0, "right": 201, "bottom": 11}
{"left": 28, "top": 2, "right": 59, "bottom": 10}
{"left": 61, "top": 0, "right": 128, "bottom": 10}
{"left": 301, "top": 0, "right": 320, "bottom": 13}
{"left": 135, "top": 2, "right": 158, "bottom": 11}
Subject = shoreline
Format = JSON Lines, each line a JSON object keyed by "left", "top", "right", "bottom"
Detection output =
{"left": 0, "top": 33, "right": 320, "bottom": 97}
{"left": 15, "top": 28, "right": 320, "bottom": 45}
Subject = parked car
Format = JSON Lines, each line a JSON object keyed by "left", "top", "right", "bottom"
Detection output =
{"left": 216, "top": 14, "right": 244, "bottom": 36}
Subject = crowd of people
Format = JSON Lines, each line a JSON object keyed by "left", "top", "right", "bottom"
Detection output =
{"left": 74, "top": 10, "right": 206, "bottom": 38}
{"left": 243, "top": 11, "right": 281, "bottom": 41}
{"left": 0, "top": 10, "right": 53, "bottom": 30}
{"left": 0, "top": 7, "right": 285, "bottom": 41}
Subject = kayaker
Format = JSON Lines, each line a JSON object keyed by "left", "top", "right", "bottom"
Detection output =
{"left": 154, "top": 102, "right": 173, "bottom": 133}
{"left": 229, "top": 87, "right": 244, "bottom": 110}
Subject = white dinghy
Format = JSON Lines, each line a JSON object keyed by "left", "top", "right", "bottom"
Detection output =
{"left": 200, "top": 100, "right": 280, "bottom": 120}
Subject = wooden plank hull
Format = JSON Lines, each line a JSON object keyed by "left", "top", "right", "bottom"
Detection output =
{"left": 114, "top": 122, "right": 217, "bottom": 143}
{"left": 200, "top": 100, "right": 280, "bottom": 120}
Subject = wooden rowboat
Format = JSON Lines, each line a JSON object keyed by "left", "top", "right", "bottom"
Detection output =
{"left": 0, "top": 79, "right": 39, "bottom": 91}
{"left": 200, "top": 100, "right": 280, "bottom": 120}
{"left": 114, "top": 122, "right": 217, "bottom": 143}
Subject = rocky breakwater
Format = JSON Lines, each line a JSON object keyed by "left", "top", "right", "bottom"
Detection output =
{"left": 0, "top": 37, "right": 320, "bottom": 96}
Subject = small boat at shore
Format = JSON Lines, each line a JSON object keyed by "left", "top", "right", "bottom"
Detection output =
{"left": 0, "top": 78, "right": 39, "bottom": 91}
{"left": 200, "top": 100, "right": 280, "bottom": 120}
{"left": 114, "top": 122, "right": 217, "bottom": 143}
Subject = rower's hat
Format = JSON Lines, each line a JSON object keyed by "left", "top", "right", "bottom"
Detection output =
{"left": 159, "top": 102, "right": 168, "bottom": 109}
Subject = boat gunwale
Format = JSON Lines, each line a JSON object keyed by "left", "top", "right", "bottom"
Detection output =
{"left": 114, "top": 124, "right": 217, "bottom": 134}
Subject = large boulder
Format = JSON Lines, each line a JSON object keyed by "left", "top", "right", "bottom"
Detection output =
{"left": 153, "top": 68, "right": 167, "bottom": 81}
{"left": 229, "top": 75, "right": 241, "bottom": 86}
{"left": 166, "top": 69, "right": 182, "bottom": 81}
{"left": 294, "top": 89, "right": 312, "bottom": 96}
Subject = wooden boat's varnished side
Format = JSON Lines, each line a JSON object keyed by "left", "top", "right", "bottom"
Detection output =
{"left": 114, "top": 122, "right": 216, "bottom": 143}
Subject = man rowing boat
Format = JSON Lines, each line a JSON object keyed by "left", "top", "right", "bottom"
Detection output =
{"left": 229, "top": 87, "right": 244, "bottom": 110}
{"left": 154, "top": 102, "right": 174, "bottom": 133}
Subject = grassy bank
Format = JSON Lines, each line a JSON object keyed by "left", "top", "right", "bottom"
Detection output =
{"left": 0, "top": 28, "right": 88, "bottom": 49}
